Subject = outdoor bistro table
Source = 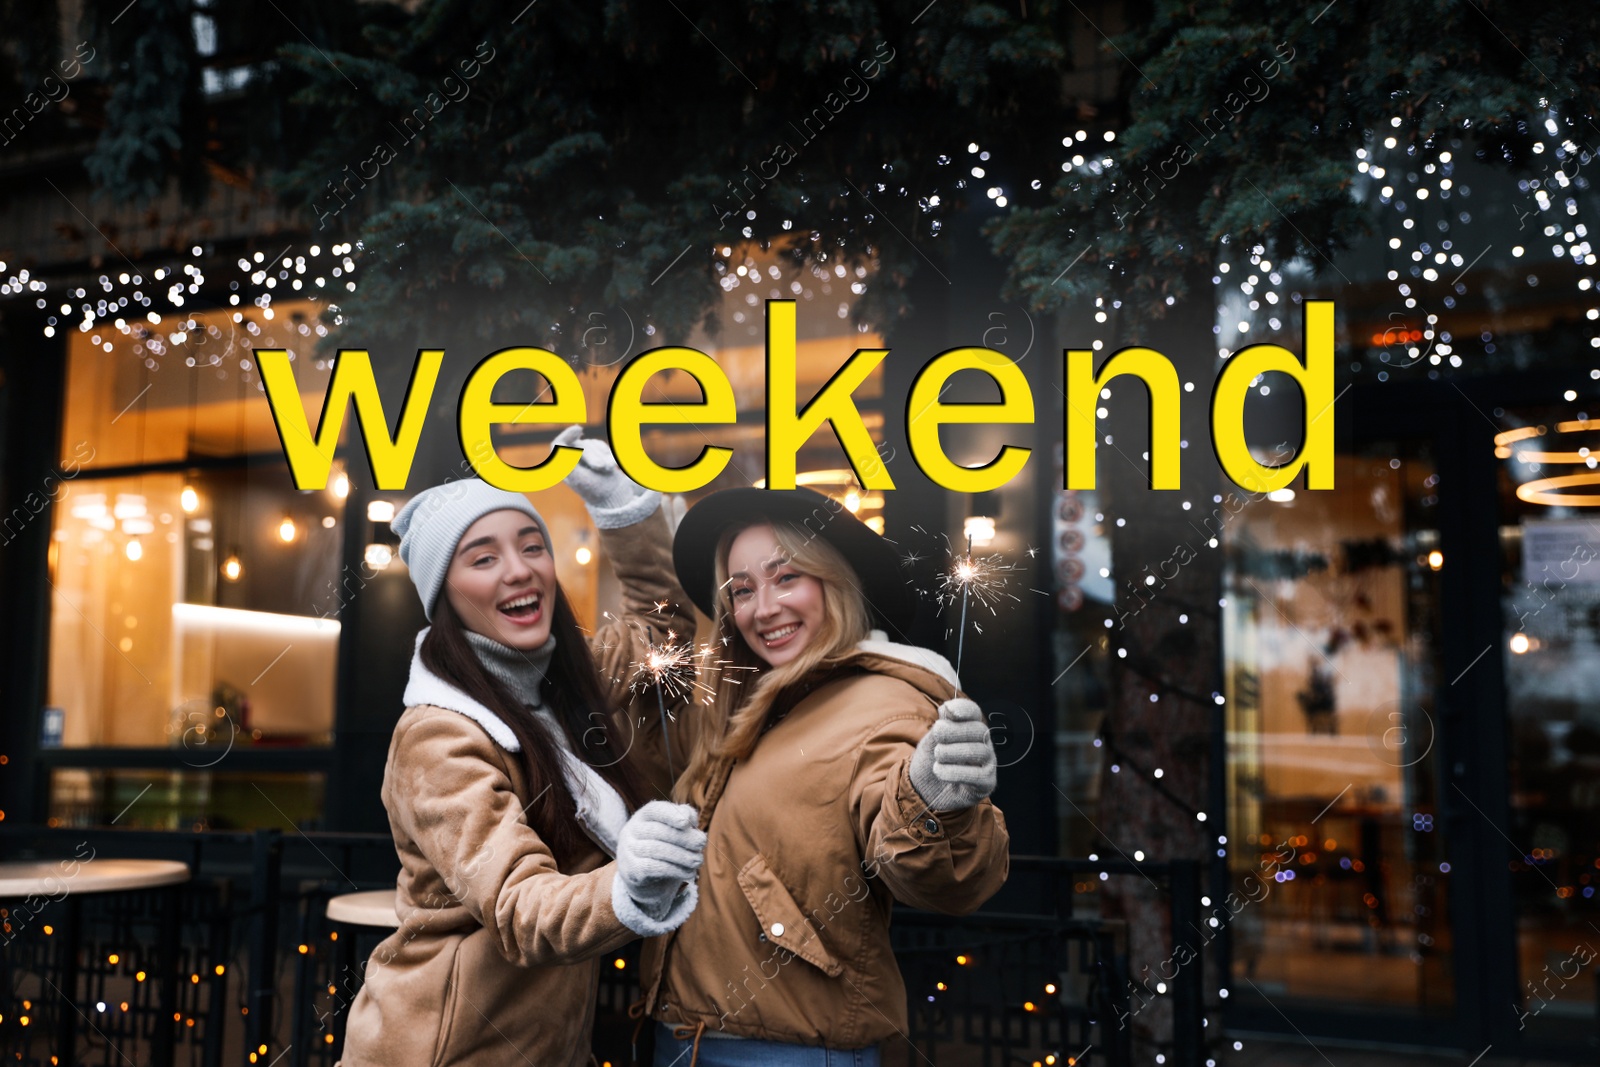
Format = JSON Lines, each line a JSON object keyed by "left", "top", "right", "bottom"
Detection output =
{"left": 0, "top": 858, "right": 190, "bottom": 1067}
{"left": 325, "top": 889, "right": 400, "bottom": 929}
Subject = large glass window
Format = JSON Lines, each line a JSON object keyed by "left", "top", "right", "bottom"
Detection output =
{"left": 1494, "top": 405, "right": 1600, "bottom": 1031}
{"left": 44, "top": 301, "right": 343, "bottom": 828}
{"left": 1223, "top": 447, "right": 1452, "bottom": 1014}
{"left": 48, "top": 467, "right": 343, "bottom": 748}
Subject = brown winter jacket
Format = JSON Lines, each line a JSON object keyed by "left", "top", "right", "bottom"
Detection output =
{"left": 339, "top": 507, "right": 697, "bottom": 1067}
{"left": 638, "top": 640, "right": 1010, "bottom": 1048}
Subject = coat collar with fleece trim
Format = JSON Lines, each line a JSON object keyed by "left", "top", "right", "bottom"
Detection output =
{"left": 402, "top": 630, "right": 523, "bottom": 751}
{"left": 852, "top": 635, "right": 961, "bottom": 698}
{"left": 720, "top": 632, "right": 963, "bottom": 756}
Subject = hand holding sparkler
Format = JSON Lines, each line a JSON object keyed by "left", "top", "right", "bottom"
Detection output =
{"left": 612, "top": 800, "right": 705, "bottom": 928}
{"left": 908, "top": 697, "right": 997, "bottom": 811}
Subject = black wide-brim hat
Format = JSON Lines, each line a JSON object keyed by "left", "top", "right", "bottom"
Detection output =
{"left": 672, "top": 486, "right": 915, "bottom": 634}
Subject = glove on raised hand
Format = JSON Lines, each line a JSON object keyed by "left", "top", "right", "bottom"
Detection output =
{"left": 909, "top": 698, "right": 998, "bottom": 811}
{"left": 554, "top": 425, "right": 658, "bottom": 528}
{"left": 611, "top": 801, "right": 705, "bottom": 931}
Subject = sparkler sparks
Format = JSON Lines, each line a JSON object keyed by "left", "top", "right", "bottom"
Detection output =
{"left": 936, "top": 549, "right": 1023, "bottom": 617}
{"left": 640, "top": 630, "right": 688, "bottom": 777}
{"left": 628, "top": 629, "right": 703, "bottom": 706}
{"left": 610, "top": 614, "right": 756, "bottom": 710}
{"left": 938, "top": 538, "right": 1023, "bottom": 673}
{"left": 615, "top": 617, "right": 760, "bottom": 780}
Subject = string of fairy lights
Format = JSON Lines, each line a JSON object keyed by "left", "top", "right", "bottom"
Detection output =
{"left": 0, "top": 923, "right": 354, "bottom": 1055}
{"left": 963, "top": 107, "right": 1596, "bottom": 388}
{"left": 0, "top": 240, "right": 360, "bottom": 379}
{"left": 1359, "top": 108, "right": 1598, "bottom": 385}
{"left": 931, "top": 116, "right": 1600, "bottom": 1062}
{"left": 2, "top": 111, "right": 1590, "bottom": 392}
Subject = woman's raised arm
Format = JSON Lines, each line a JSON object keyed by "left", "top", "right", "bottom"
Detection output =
{"left": 557, "top": 427, "right": 700, "bottom": 797}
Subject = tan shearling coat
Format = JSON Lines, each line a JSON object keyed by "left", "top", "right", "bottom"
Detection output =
{"left": 638, "top": 640, "right": 1010, "bottom": 1048}
{"left": 339, "top": 507, "right": 696, "bottom": 1067}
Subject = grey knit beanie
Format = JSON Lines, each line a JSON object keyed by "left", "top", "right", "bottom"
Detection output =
{"left": 391, "top": 479, "right": 553, "bottom": 620}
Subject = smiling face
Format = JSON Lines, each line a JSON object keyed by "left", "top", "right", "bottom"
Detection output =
{"left": 443, "top": 509, "right": 558, "bottom": 650}
{"left": 725, "top": 523, "right": 828, "bottom": 668}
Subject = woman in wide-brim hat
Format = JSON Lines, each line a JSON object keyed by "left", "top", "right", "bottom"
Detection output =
{"left": 339, "top": 430, "right": 706, "bottom": 1067}
{"left": 635, "top": 486, "right": 1010, "bottom": 1065}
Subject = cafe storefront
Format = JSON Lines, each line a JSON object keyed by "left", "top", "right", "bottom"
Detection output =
{"left": 1, "top": 164, "right": 1596, "bottom": 1066}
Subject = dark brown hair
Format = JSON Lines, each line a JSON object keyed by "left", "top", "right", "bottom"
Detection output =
{"left": 421, "top": 587, "right": 647, "bottom": 869}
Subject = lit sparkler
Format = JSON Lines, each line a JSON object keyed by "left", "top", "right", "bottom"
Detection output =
{"left": 629, "top": 628, "right": 700, "bottom": 703}
{"left": 619, "top": 620, "right": 758, "bottom": 777}
{"left": 639, "top": 630, "right": 684, "bottom": 777}
{"left": 955, "top": 536, "right": 973, "bottom": 669}
{"left": 938, "top": 536, "right": 1023, "bottom": 673}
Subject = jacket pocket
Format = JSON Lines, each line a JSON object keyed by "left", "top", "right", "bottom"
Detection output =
{"left": 735, "top": 853, "right": 843, "bottom": 978}
{"left": 429, "top": 938, "right": 465, "bottom": 1067}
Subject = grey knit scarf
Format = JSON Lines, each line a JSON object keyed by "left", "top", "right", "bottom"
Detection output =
{"left": 464, "top": 630, "right": 556, "bottom": 713}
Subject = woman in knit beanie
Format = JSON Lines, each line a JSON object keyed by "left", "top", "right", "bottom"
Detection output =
{"left": 338, "top": 428, "right": 706, "bottom": 1067}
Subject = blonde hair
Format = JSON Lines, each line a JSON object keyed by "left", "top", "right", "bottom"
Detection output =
{"left": 675, "top": 520, "right": 871, "bottom": 808}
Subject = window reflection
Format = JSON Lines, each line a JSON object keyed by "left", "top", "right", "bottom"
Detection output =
{"left": 59, "top": 300, "right": 332, "bottom": 468}
{"left": 1224, "top": 449, "right": 1451, "bottom": 1013}
{"left": 47, "top": 468, "right": 342, "bottom": 750}
{"left": 1496, "top": 406, "right": 1600, "bottom": 1028}
{"left": 48, "top": 769, "right": 326, "bottom": 832}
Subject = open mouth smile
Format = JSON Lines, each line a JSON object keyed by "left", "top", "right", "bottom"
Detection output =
{"left": 759, "top": 622, "right": 801, "bottom": 647}
{"left": 497, "top": 590, "right": 544, "bottom": 625}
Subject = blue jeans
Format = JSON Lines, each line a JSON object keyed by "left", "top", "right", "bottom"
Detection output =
{"left": 652, "top": 1022, "right": 881, "bottom": 1067}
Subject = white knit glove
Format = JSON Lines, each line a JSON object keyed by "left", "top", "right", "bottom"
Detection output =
{"left": 909, "top": 698, "right": 997, "bottom": 811}
{"left": 613, "top": 801, "right": 705, "bottom": 921}
{"left": 554, "top": 425, "right": 659, "bottom": 528}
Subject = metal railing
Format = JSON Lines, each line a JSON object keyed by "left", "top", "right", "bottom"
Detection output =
{"left": 1, "top": 830, "right": 1204, "bottom": 1066}
{"left": 887, "top": 857, "right": 1204, "bottom": 1067}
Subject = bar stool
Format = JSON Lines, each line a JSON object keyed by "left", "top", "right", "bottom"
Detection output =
{"left": 321, "top": 888, "right": 399, "bottom": 1054}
